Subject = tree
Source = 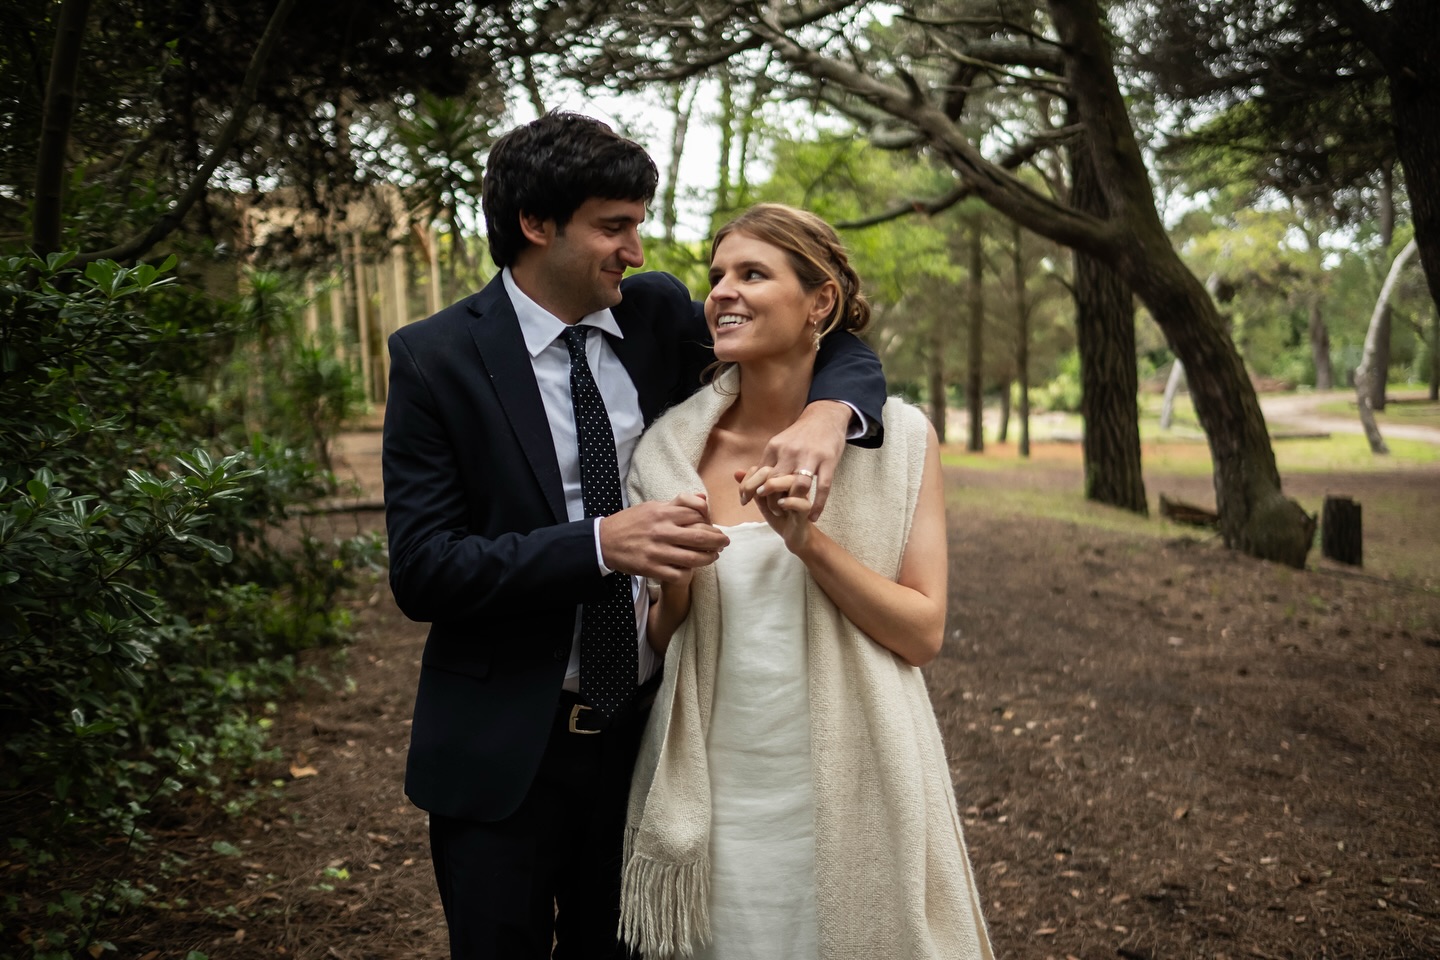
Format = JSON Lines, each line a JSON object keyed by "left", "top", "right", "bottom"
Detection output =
{"left": 8, "top": 0, "right": 503, "bottom": 264}
{"left": 1141, "top": 0, "right": 1438, "bottom": 336}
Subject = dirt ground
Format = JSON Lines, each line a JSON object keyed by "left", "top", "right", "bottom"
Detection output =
{"left": 18, "top": 425, "right": 1440, "bottom": 960}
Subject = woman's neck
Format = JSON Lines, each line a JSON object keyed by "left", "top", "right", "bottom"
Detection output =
{"left": 724, "top": 354, "right": 816, "bottom": 440}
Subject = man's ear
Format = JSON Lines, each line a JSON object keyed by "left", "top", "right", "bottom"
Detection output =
{"left": 518, "top": 211, "right": 552, "bottom": 247}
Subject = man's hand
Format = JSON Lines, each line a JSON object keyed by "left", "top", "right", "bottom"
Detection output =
{"left": 744, "top": 399, "right": 851, "bottom": 520}
{"left": 599, "top": 494, "right": 727, "bottom": 583}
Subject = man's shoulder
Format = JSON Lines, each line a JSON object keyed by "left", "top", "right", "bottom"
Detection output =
{"left": 392, "top": 278, "right": 502, "bottom": 349}
{"left": 617, "top": 270, "right": 692, "bottom": 316}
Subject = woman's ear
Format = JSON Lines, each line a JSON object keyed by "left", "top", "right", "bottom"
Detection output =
{"left": 809, "top": 281, "right": 839, "bottom": 326}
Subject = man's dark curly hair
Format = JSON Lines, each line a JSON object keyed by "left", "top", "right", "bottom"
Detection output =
{"left": 481, "top": 112, "right": 659, "bottom": 268}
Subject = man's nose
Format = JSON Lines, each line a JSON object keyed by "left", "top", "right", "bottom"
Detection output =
{"left": 620, "top": 230, "right": 644, "bottom": 268}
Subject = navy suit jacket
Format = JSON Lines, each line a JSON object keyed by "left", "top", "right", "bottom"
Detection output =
{"left": 384, "top": 270, "right": 884, "bottom": 821}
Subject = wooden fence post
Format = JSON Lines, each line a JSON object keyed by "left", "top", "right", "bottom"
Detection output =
{"left": 1321, "top": 496, "right": 1362, "bottom": 566}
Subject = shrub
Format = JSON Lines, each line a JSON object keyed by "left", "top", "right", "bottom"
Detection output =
{"left": 0, "top": 253, "right": 382, "bottom": 956}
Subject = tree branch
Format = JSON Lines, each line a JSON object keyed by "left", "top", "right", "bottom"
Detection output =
{"left": 837, "top": 126, "right": 1079, "bottom": 228}
{"left": 750, "top": 14, "right": 1116, "bottom": 255}
{"left": 74, "top": 0, "right": 300, "bottom": 266}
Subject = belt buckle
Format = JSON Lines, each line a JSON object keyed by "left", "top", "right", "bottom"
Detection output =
{"left": 568, "top": 703, "right": 601, "bottom": 735}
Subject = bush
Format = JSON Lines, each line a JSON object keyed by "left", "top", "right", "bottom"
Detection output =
{"left": 1037, "top": 349, "right": 1084, "bottom": 413}
{"left": 0, "top": 253, "right": 382, "bottom": 956}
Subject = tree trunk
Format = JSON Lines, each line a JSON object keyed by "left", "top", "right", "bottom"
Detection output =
{"left": 1371, "top": 162, "right": 1397, "bottom": 410}
{"left": 997, "top": 377, "right": 1011, "bottom": 443}
{"left": 1309, "top": 297, "right": 1333, "bottom": 390}
{"left": 928, "top": 318, "right": 947, "bottom": 444}
{"left": 661, "top": 80, "right": 695, "bottom": 244}
{"left": 1051, "top": 0, "right": 1311, "bottom": 563}
{"left": 714, "top": 70, "right": 735, "bottom": 221}
{"left": 1382, "top": 1, "right": 1440, "bottom": 324}
{"left": 1068, "top": 130, "right": 1147, "bottom": 513}
{"left": 1356, "top": 238, "right": 1418, "bottom": 454}
{"left": 1431, "top": 307, "right": 1440, "bottom": 401}
{"left": 1160, "top": 360, "right": 1185, "bottom": 430}
{"left": 1012, "top": 221, "right": 1030, "bottom": 458}
{"left": 966, "top": 217, "right": 985, "bottom": 453}
{"left": 31, "top": 0, "right": 94, "bottom": 257}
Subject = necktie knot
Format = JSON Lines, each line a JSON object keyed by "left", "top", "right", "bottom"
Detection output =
{"left": 562, "top": 324, "right": 588, "bottom": 356}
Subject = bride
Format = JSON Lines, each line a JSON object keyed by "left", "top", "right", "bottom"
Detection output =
{"left": 620, "top": 203, "right": 993, "bottom": 959}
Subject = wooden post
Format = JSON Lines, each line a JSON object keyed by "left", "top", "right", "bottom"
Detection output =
{"left": 1321, "top": 496, "right": 1362, "bottom": 566}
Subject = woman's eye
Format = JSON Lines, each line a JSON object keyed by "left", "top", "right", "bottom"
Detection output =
{"left": 744, "top": 269, "right": 765, "bottom": 280}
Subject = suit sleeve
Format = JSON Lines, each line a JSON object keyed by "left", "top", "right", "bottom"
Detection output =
{"left": 808, "top": 329, "right": 887, "bottom": 449}
{"left": 383, "top": 331, "right": 606, "bottom": 625}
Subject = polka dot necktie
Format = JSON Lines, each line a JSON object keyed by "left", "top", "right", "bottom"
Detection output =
{"left": 563, "top": 325, "right": 637, "bottom": 722}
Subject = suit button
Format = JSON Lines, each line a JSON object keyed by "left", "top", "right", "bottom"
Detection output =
{"left": 552, "top": 646, "right": 567, "bottom": 661}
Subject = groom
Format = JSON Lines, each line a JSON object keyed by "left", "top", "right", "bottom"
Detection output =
{"left": 382, "top": 112, "right": 885, "bottom": 958}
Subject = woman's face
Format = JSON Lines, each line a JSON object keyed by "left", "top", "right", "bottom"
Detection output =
{"left": 705, "top": 231, "right": 835, "bottom": 364}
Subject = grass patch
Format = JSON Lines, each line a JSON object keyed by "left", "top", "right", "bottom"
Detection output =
{"left": 945, "top": 481, "right": 1202, "bottom": 540}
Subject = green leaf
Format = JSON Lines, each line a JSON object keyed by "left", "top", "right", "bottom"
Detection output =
{"left": 210, "top": 841, "right": 242, "bottom": 857}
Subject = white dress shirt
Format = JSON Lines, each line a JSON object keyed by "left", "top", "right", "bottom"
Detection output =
{"left": 502, "top": 269, "right": 658, "bottom": 691}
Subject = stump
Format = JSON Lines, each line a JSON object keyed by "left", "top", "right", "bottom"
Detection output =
{"left": 1321, "top": 496, "right": 1362, "bottom": 566}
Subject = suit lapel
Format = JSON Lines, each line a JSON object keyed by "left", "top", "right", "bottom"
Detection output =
{"left": 466, "top": 277, "right": 568, "bottom": 525}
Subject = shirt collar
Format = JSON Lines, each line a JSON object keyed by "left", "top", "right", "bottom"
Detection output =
{"left": 502, "top": 268, "right": 625, "bottom": 359}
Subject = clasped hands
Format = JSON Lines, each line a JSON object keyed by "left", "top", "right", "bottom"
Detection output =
{"left": 599, "top": 401, "right": 849, "bottom": 581}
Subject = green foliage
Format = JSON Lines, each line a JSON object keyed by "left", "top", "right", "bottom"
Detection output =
{"left": 0, "top": 253, "right": 382, "bottom": 956}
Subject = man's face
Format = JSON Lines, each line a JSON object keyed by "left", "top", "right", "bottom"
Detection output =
{"left": 525, "top": 197, "right": 646, "bottom": 322}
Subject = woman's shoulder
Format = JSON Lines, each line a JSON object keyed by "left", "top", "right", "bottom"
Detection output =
{"left": 881, "top": 397, "right": 935, "bottom": 447}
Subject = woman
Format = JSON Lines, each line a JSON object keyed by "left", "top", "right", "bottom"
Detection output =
{"left": 620, "top": 204, "right": 993, "bottom": 960}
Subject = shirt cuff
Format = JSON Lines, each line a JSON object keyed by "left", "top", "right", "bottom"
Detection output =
{"left": 594, "top": 517, "right": 613, "bottom": 577}
{"left": 841, "top": 401, "right": 874, "bottom": 441}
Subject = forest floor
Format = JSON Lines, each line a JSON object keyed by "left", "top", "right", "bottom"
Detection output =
{"left": 27, "top": 408, "right": 1440, "bottom": 960}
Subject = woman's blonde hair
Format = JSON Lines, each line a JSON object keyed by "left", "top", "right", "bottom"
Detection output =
{"left": 710, "top": 203, "right": 872, "bottom": 341}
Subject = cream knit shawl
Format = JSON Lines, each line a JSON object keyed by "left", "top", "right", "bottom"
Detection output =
{"left": 620, "top": 370, "right": 994, "bottom": 960}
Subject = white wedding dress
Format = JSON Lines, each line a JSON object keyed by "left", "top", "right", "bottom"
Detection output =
{"left": 694, "top": 521, "right": 818, "bottom": 960}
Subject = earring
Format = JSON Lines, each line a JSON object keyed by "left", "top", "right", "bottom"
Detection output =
{"left": 811, "top": 323, "right": 822, "bottom": 351}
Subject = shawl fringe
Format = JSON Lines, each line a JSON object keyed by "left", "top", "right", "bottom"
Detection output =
{"left": 619, "top": 826, "right": 711, "bottom": 958}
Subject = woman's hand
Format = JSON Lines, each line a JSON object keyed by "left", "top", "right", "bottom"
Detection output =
{"left": 735, "top": 466, "right": 813, "bottom": 555}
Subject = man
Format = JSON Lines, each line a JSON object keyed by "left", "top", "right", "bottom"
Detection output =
{"left": 382, "top": 113, "right": 885, "bottom": 958}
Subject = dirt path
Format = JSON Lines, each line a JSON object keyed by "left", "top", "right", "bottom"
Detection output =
{"left": 1260, "top": 390, "right": 1440, "bottom": 445}
{"left": 82, "top": 427, "right": 1440, "bottom": 960}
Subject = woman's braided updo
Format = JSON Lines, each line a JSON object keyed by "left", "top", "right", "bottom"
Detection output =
{"left": 710, "top": 203, "right": 871, "bottom": 341}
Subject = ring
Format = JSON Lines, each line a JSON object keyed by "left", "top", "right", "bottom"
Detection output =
{"left": 796, "top": 468, "right": 816, "bottom": 479}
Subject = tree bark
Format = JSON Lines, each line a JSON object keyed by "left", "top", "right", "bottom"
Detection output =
{"left": 1069, "top": 130, "right": 1147, "bottom": 513}
{"left": 30, "top": 0, "right": 94, "bottom": 258}
{"left": 967, "top": 216, "right": 985, "bottom": 453}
